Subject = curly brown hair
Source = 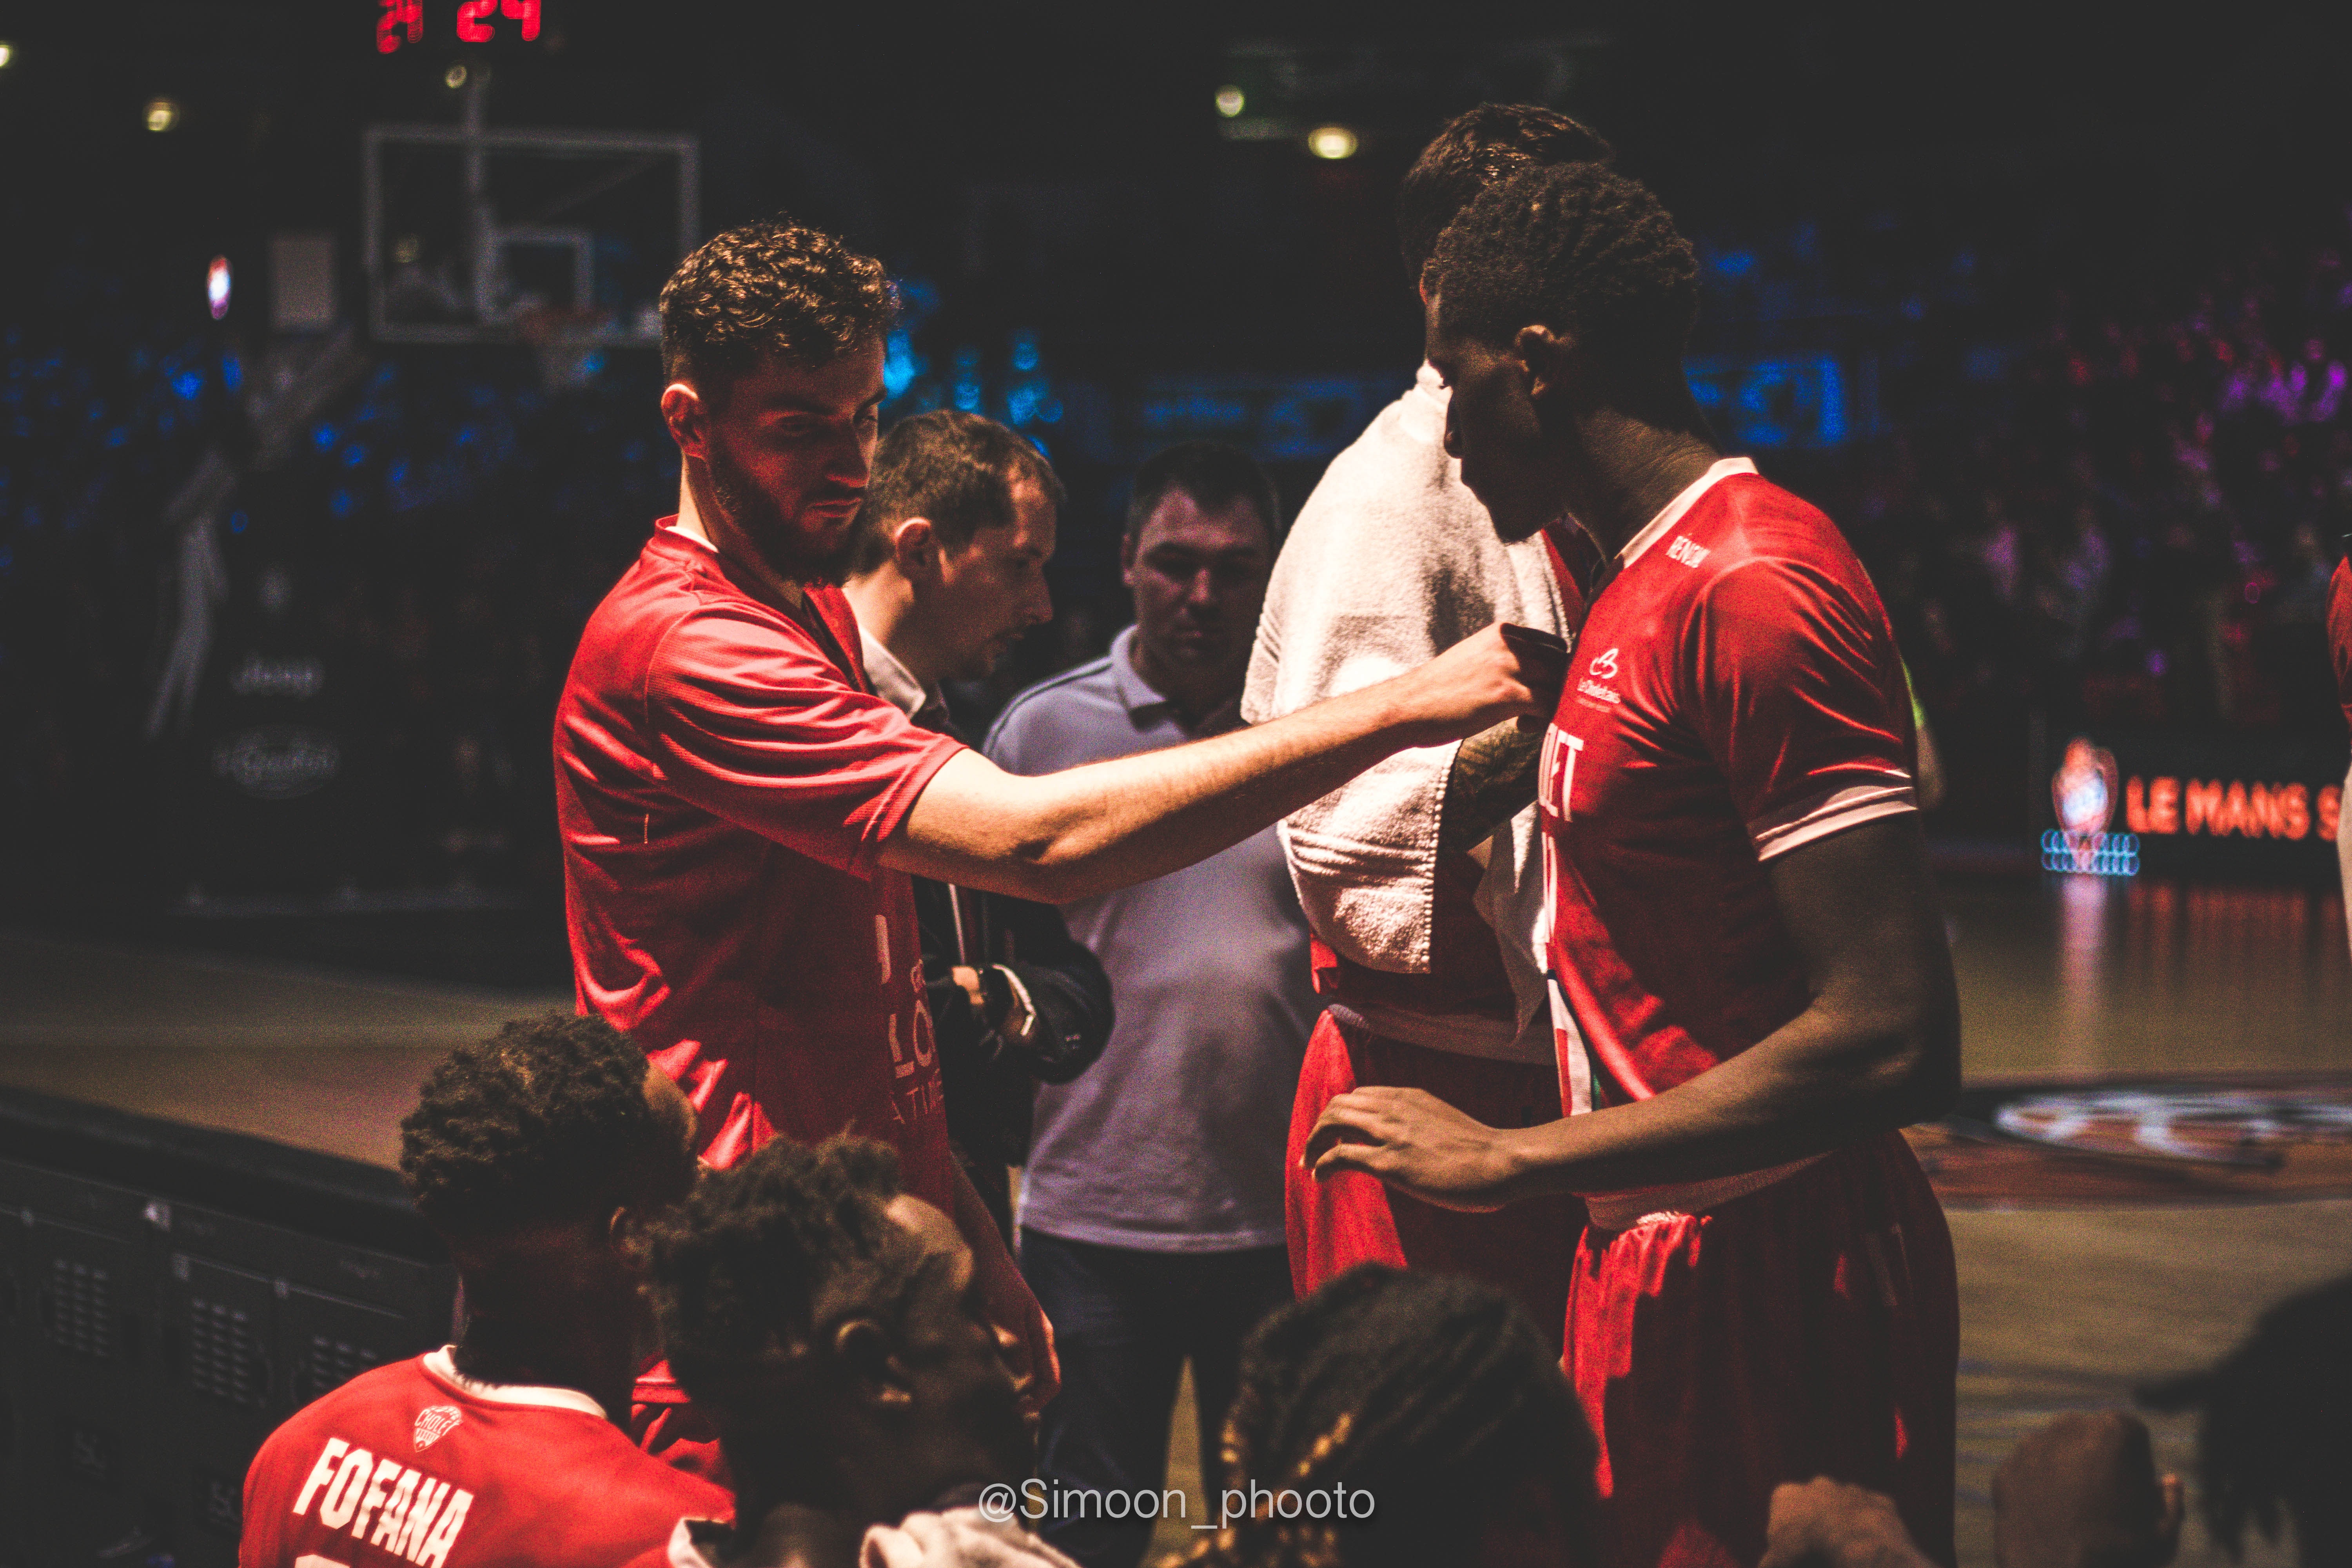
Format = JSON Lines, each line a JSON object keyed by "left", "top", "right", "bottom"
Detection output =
{"left": 398, "top": 1012, "right": 676, "bottom": 1243}
{"left": 1426, "top": 160, "right": 1699, "bottom": 373}
{"left": 658, "top": 217, "right": 897, "bottom": 397}
{"left": 643, "top": 1134, "right": 933, "bottom": 1409}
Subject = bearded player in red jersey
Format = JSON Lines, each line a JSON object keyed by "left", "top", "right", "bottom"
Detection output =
{"left": 1307, "top": 162, "right": 1963, "bottom": 1568}
{"left": 557, "top": 221, "right": 1557, "bottom": 1432}
{"left": 240, "top": 1015, "right": 729, "bottom": 1568}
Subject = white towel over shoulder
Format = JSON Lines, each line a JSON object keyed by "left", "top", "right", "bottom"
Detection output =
{"left": 1243, "top": 366, "right": 1568, "bottom": 1058}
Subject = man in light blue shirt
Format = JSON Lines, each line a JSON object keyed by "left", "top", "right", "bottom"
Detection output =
{"left": 985, "top": 443, "right": 1314, "bottom": 1568}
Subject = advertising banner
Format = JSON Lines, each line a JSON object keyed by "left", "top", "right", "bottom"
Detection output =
{"left": 2044, "top": 730, "right": 2348, "bottom": 881}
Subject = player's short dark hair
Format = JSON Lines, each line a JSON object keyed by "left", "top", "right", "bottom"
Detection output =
{"left": 646, "top": 1136, "right": 931, "bottom": 1406}
{"left": 849, "top": 409, "right": 1067, "bottom": 576}
{"left": 398, "top": 1012, "right": 668, "bottom": 1243}
{"left": 1427, "top": 161, "right": 1700, "bottom": 375}
{"left": 1396, "top": 103, "right": 1616, "bottom": 279}
{"left": 1125, "top": 441, "right": 1281, "bottom": 549}
{"left": 659, "top": 218, "right": 896, "bottom": 399}
{"left": 1194, "top": 1265, "right": 1596, "bottom": 1568}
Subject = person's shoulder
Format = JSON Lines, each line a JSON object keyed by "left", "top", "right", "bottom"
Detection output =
{"left": 246, "top": 1357, "right": 433, "bottom": 1480}
{"left": 984, "top": 653, "right": 1121, "bottom": 749}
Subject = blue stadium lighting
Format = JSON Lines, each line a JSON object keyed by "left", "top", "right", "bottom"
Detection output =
{"left": 230, "top": 511, "right": 248, "bottom": 534}
{"left": 1010, "top": 330, "right": 1041, "bottom": 373}
{"left": 330, "top": 490, "right": 356, "bottom": 518}
{"left": 313, "top": 424, "right": 336, "bottom": 450}
{"left": 2041, "top": 831, "right": 2140, "bottom": 877}
{"left": 105, "top": 427, "right": 127, "bottom": 448}
{"left": 173, "top": 371, "right": 203, "bottom": 401}
{"left": 221, "top": 356, "right": 241, "bottom": 392}
{"left": 342, "top": 444, "right": 367, "bottom": 468}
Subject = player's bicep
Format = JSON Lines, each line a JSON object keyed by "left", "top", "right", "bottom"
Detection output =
{"left": 884, "top": 748, "right": 1058, "bottom": 893}
{"left": 1763, "top": 814, "right": 1959, "bottom": 1107}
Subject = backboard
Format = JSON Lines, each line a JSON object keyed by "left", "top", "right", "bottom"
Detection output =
{"left": 362, "top": 87, "right": 697, "bottom": 347}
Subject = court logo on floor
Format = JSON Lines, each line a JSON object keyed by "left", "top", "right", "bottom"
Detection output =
{"left": 1908, "top": 1076, "right": 2352, "bottom": 1206}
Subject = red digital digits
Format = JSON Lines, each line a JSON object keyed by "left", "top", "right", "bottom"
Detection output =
{"left": 375, "top": 0, "right": 423, "bottom": 54}
{"left": 455, "top": 0, "right": 496, "bottom": 43}
{"left": 502, "top": 0, "right": 541, "bottom": 41}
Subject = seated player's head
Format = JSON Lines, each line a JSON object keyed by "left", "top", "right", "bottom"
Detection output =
{"left": 847, "top": 409, "right": 1066, "bottom": 680}
{"left": 1196, "top": 1265, "right": 1595, "bottom": 1568}
{"left": 646, "top": 1135, "right": 1030, "bottom": 1525}
{"left": 1396, "top": 103, "right": 1616, "bottom": 285}
{"left": 1993, "top": 1411, "right": 2183, "bottom": 1568}
{"left": 398, "top": 1012, "right": 698, "bottom": 1317}
{"left": 657, "top": 218, "right": 898, "bottom": 583}
{"left": 1122, "top": 441, "right": 1279, "bottom": 696}
{"left": 1421, "top": 161, "right": 1702, "bottom": 542}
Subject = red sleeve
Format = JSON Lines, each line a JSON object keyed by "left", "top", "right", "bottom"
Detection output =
{"left": 1690, "top": 557, "right": 1916, "bottom": 860}
{"left": 646, "top": 604, "right": 964, "bottom": 876}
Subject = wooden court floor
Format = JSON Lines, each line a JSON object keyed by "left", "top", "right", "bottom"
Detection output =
{"left": 2, "top": 873, "right": 2346, "bottom": 1567}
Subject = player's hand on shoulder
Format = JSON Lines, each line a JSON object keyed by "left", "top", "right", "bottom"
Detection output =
{"left": 1303, "top": 1086, "right": 1523, "bottom": 1212}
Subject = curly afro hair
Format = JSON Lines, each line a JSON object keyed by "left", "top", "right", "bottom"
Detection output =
{"left": 1396, "top": 103, "right": 1615, "bottom": 279}
{"left": 644, "top": 1135, "right": 931, "bottom": 1405}
{"left": 398, "top": 1012, "right": 675, "bottom": 1243}
{"left": 1183, "top": 1265, "right": 1595, "bottom": 1568}
{"left": 659, "top": 217, "right": 896, "bottom": 396}
{"left": 1426, "top": 160, "right": 1699, "bottom": 374}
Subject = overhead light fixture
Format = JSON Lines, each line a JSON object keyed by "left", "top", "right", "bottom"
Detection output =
{"left": 444, "top": 63, "right": 468, "bottom": 90}
{"left": 1214, "top": 85, "right": 1245, "bottom": 118}
{"left": 0, "top": 42, "right": 17, "bottom": 69}
{"left": 1307, "top": 125, "right": 1358, "bottom": 161}
{"left": 207, "top": 257, "right": 232, "bottom": 320}
{"left": 145, "top": 97, "right": 180, "bottom": 133}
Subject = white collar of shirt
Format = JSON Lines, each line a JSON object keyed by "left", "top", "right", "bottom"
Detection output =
{"left": 1401, "top": 361, "right": 1450, "bottom": 446}
{"left": 858, "top": 626, "right": 948, "bottom": 723}
{"left": 1616, "top": 456, "right": 1759, "bottom": 569}
{"left": 420, "top": 1346, "right": 608, "bottom": 1419}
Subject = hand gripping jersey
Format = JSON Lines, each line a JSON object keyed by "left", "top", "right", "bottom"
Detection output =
{"left": 239, "top": 1350, "right": 731, "bottom": 1568}
{"left": 1538, "top": 459, "right": 1918, "bottom": 1198}
{"left": 556, "top": 523, "right": 964, "bottom": 1198}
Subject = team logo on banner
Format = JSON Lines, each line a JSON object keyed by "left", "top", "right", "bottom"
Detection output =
{"left": 2049, "top": 737, "right": 2125, "bottom": 873}
{"left": 414, "top": 1405, "right": 463, "bottom": 1451}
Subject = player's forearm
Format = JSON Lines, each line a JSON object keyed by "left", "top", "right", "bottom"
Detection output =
{"left": 1498, "top": 1000, "right": 1958, "bottom": 1198}
{"left": 902, "top": 681, "right": 1414, "bottom": 903}
{"left": 1437, "top": 720, "right": 1541, "bottom": 861}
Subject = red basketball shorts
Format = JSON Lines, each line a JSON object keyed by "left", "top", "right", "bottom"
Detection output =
{"left": 1567, "top": 1131, "right": 1958, "bottom": 1568}
{"left": 1285, "top": 1009, "right": 1586, "bottom": 1348}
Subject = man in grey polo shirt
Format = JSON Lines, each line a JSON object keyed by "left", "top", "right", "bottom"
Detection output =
{"left": 985, "top": 442, "right": 1312, "bottom": 1568}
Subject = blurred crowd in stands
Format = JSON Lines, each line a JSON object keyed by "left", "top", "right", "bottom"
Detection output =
{"left": 7, "top": 180, "right": 2352, "bottom": 905}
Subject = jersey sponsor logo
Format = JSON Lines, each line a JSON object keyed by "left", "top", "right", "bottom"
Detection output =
{"left": 1666, "top": 534, "right": 1711, "bottom": 568}
{"left": 1576, "top": 647, "right": 1621, "bottom": 706}
{"left": 291, "top": 1436, "right": 473, "bottom": 1568}
{"left": 413, "top": 1406, "right": 462, "bottom": 1451}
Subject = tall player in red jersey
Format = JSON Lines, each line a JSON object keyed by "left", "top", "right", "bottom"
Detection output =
{"left": 240, "top": 1015, "right": 729, "bottom": 1568}
{"left": 558, "top": 221, "right": 1558, "bottom": 1422}
{"left": 1308, "top": 162, "right": 1963, "bottom": 1568}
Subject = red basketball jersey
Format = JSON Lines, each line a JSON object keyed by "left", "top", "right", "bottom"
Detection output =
{"left": 239, "top": 1350, "right": 730, "bottom": 1568}
{"left": 1538, "top": 459, "right": 1917, "bottom": 1112}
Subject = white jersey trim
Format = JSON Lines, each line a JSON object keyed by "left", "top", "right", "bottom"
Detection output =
{"left": 419, "top": 1347, "right": 609, "bottom": 1419}
{"left": 1749, "top": 780, "right": 1918, "bottom": 861}
{"left": 1617, "top": 456, "right": 1759, "bottom": 571}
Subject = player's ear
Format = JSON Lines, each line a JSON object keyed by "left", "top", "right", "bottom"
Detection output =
{"left": 660, "top": 381, "right": 708, "bottom": 462}
{"left": 892, "top": 517, "right": 938, "bottom": 578}
{"left": 1515, "top": 325, "right": 1572, "bottom": 403}
{"left": 833, "top": 1317, "right": 915, "bottom": 1408}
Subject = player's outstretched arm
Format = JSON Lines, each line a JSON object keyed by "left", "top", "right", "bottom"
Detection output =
{"left": 882, "top": 623, "right": 1555, "bottom": 904}
{"left": 1307, "top": 812, "right": 1960, "bottom": 1208}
